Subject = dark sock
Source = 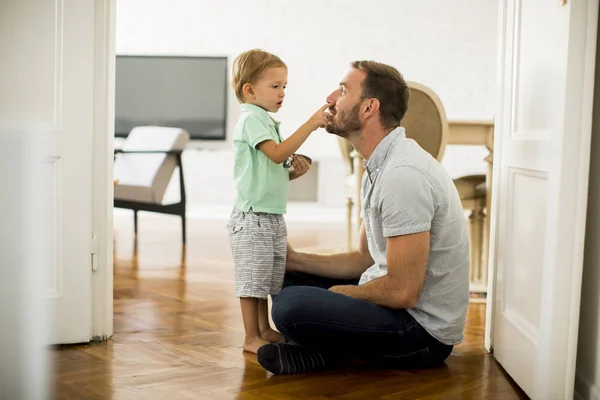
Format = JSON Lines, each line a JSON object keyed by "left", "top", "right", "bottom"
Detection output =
{"left": 257, "top": 343, "right": 329, "bottom": 375}
{"left": 284, "top": 336, "right": 298, "bottom": 345}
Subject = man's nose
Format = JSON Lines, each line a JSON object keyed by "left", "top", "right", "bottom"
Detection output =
{"left": 326, "top": 91, "right": 338, "bottom": 105}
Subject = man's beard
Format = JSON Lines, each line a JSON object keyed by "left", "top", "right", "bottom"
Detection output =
{"left": 325, "top": 103, "right": 362, "bottom": 138}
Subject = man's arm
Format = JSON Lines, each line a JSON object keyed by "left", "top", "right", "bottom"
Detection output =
{"left": 329, "top": 231, "right": 429, "bottom": 309}
{"left": 287, "top": 224, "right": 374, "bottom": 280}
{"left": 329, "top": 166, "right": 435, "bottom": 309}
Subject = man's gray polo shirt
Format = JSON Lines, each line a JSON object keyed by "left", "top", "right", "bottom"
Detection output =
{"left": 359, "top": 127, "right": 470, "bottom": 345}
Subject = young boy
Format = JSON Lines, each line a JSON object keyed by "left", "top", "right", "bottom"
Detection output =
{"left": 227, "top": 49, "right": 329, "bottom": 354}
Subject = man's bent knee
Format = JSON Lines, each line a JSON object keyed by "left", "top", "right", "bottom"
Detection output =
{"left": 271, "top": 286, "right": 303, "bottom": 328}
{"left": 271, "top": 286, "right": 324, "bottom": 333}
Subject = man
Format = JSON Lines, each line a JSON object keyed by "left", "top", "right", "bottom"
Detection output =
{"left": 257, "top": 61, "right": 470, "bottom": 375}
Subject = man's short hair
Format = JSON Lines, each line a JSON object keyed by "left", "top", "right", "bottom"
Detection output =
{"left": 231, "top": 49, "right": 287, "bottom": 103}
{"left": 351, "top": 61, "right": 410, "bottom": 129}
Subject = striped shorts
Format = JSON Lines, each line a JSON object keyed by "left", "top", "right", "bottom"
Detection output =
{"left": 226, "top": 208, "right": 287, "bottom": 299}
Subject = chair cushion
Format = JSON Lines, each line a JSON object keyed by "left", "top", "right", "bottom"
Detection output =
{"left": 114, "top": 126, "right": 190, "bottom": 204}
{"left": 453, "top": 174, "right": 486, "bottom": 200}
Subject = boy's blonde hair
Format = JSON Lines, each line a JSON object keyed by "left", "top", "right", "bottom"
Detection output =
{"left": 231, "top": 49, "right": 287, "bottom": 103}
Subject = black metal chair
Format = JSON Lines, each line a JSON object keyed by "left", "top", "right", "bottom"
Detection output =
{"left": 113, "top": 126, "right": 189, "bottom": 244}
{"left": 114, "top": 149, "right": 187, "bottom": 244}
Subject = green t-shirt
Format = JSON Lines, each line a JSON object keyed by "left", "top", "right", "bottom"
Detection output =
{"left": 232, "top": 103, "right": 289, "bottom": 214}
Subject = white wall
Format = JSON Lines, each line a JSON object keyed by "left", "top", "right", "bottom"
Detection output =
{"left": 115, "top": 0, "right": 498, "bottom": 206}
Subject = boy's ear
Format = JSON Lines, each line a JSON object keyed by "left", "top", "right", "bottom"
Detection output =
{"left": 242, "top": 83, "right": 255, "bottom": 99}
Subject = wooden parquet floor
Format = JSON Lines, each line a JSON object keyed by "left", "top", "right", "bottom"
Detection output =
{"left": 52, "top": 212, "right": 527, "bottom": 399}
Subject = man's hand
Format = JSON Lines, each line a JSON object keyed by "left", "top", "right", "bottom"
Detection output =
{"left": 329, "top": 285, "right": 355, "bottom": 296}
{"left": 289, "top": 155, "right": 311, "bottom": 180}
{"left": 285, "top": 242, "right": 298, "bottom": 272}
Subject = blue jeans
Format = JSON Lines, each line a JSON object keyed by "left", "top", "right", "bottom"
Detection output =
{"left": 271, "top": 272, "right": 454, "bottom": 368}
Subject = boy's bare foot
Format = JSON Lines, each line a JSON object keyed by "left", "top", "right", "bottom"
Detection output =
{"left": 261, "top": 329, "right": 284, "bottom": 343}
{"left": 243, "top": 336, "right": 270, "bottom": 354}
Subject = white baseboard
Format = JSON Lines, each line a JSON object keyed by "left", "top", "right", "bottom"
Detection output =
{"left": 575, "top": 373, "right": 600, "bottom": 400}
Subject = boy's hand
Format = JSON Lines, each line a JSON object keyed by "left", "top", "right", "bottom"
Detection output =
{"left": 307, "top": 104, "right": 331, "bottom": 131}
{"left": 291, "top": 154, "right": 310, "bottom": 177}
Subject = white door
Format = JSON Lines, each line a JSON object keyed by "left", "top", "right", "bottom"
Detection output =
{"left": 490, "top": 0, "right": 599, "bottom": 398}
{"left": 0, "top": 1, "right": 96, "bottom": 344}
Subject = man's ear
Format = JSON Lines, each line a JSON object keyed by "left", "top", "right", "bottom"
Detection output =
{"left": 363, "top": 98, "right": 380, "bottom": 118}
{"left": 242, "top": 83, "right": 255, "bottom": 99}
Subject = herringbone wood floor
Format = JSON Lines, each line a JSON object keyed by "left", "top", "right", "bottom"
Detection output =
{"left": 52, "top": 212, "right": 527, "bottom": 399}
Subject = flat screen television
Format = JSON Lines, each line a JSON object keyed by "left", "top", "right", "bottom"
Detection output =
{"left": 114, "top": 55, "right": 228, "bottom": 140}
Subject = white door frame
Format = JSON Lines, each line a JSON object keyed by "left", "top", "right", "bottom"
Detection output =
{"left": 91, "top": 0, "right": 116, "bottom": 341}
{"left": 484, "top": 0, "right": 600, "bottom": 391}
{"left": 483, "top": 0, "right": 509, "bottom": 353}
